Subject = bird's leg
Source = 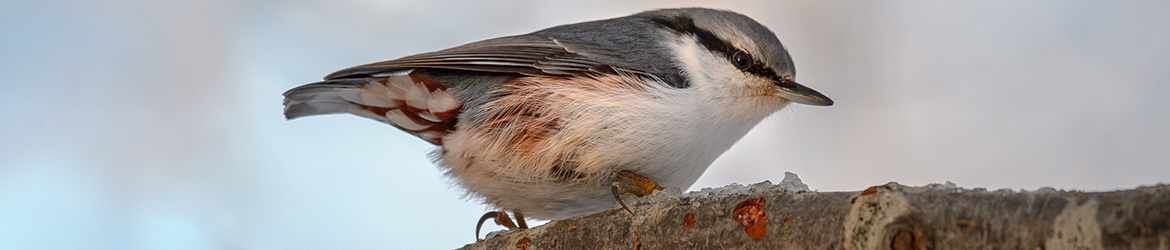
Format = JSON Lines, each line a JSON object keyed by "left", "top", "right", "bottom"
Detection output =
{"left": 514, "top": 211, "right": 528, "bottom": 229}
{"left": 610, "top": 170, "right": 665, "bottom": 215}
{"left": 475, "top": 211, "right": 528, "bottom": 241}
{"left": 617, "top": 170, "right": 665, "bottom": 196}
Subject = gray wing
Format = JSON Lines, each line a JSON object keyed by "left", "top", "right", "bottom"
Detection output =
{"left": 284, "top": 13, "right": 690, "bottom": 144}
{"left": 284, "top": 34, "right": 643, "bottom": 144}
{"left": 323, "top": 34, "right": 630, "bottom": 80}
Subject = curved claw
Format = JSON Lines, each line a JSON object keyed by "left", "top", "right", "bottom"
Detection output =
{"left": 476, "top": 211, "right": 522, "bottom": 241}
{"left": 476, "top": 211, "right": 498, "bottom": 241}
{"left": 612, "top": 184, "right": 634, "bottom": 215}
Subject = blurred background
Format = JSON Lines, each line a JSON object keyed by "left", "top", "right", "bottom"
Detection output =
{"left": 2, "top": 0, "right": 1168, "bottom": 249}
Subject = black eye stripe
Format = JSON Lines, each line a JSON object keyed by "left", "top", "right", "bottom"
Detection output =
{"left": 650, "top": 15, "right": 779, "bottom": 79}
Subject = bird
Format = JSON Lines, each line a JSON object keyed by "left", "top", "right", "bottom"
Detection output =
{"left": 282, "top": 7, "right": 832, "bottom": 239}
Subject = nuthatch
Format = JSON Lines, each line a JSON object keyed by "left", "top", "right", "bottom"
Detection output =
{"left": 283, "top": 7, "right": 832, "bottom": 239}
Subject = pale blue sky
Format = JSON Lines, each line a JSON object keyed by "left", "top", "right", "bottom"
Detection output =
{"left": 2, "top": 1, "right": 1169, "bottom": 249}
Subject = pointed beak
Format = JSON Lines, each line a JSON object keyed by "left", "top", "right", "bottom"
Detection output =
{"left": 775, "top": 80, "right": 833, "bottom": 106}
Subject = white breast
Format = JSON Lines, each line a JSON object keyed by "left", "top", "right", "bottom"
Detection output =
{"left": 435, "top": 36, "right": 790, "bottom": 219}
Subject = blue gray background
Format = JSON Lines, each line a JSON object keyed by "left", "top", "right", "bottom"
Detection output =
{"left": 2, "top": 1, "right": 1168, "bottom": 249}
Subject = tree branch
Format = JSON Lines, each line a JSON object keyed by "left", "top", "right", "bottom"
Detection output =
{"left": 460, "top": 173, "right": 1169, "bottom": 250}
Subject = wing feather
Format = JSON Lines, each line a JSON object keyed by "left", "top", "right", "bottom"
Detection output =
{"left": 323, "top": 34, "right": 638, "bottom": 80}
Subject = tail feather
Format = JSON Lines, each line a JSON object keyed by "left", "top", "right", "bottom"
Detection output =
{"left": 281, "top": 69, "right": 464, "bottom": 145}
{"left": 282, "top": 78, "right": 371, "bottom": 120}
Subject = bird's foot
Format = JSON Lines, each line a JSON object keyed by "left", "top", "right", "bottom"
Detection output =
{"left": 475, "top": 211, "right": 528, "bottom": 241}
{"left": 617, "top": 170, "right": 664, "bottom": 196}
{"left": 610, "top": 170, "right": 665, "bottom": 215}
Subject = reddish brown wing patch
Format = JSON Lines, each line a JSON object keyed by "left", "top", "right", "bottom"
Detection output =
{"left": 352, "top": 69, "right": 462, "bottom": 145}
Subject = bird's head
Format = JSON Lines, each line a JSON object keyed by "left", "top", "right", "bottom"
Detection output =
{"left": 642, "top": 8, "right": 833, "bottom": 119}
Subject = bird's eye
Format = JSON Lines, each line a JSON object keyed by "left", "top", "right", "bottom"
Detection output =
{"left": 732, "top": 51, "right": 751, "bottom": 70}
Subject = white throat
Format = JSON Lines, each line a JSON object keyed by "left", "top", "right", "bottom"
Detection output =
{"left": 631, "top": 35, "right": 791, "bottom": 189}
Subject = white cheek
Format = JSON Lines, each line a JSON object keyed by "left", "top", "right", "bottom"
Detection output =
{"left": 667, "top": 36, "right": 781, "bottom": 119}
{"left": 669, "top": 36, "right": 753, "bottom": 88}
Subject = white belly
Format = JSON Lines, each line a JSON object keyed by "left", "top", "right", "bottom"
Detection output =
{"left": 435, "top": 73, "right": 783, "bottom": 219}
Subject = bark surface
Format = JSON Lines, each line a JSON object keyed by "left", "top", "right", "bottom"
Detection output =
{"left": 460, "top": 176, "right": 1169, "bottom": 250}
